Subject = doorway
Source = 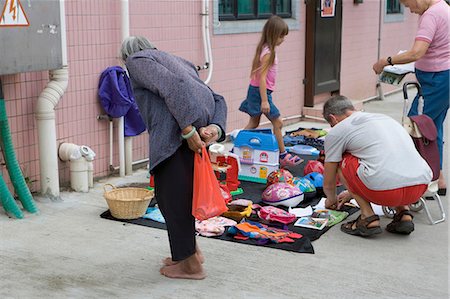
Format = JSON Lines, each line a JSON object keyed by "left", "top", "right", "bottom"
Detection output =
{"left": 304, "top": 0, "right": 343, "bottom": 107}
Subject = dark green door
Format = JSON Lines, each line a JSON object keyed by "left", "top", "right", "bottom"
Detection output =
{"left": 304, "top": 0, "right": 343, "bottom": 107}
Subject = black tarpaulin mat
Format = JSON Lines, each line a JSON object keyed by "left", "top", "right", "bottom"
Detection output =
{"left": 100, "top": 154, "right": 359, "bottom": 254}
{"left": 100, "top": 209, "right": 315, "bottom": 254}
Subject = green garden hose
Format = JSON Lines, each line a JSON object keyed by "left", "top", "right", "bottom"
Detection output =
{"left": 0, "top": 82, "right": 38, "bottom": 214}
{"left": 0, "top": 172, "right": 23, "bottom": 218}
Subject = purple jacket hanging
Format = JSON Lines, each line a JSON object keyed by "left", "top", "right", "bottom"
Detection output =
{"left": 98, "top": 66, "right": 146, "bottom": 137}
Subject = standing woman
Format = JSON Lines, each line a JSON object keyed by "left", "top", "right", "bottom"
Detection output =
{"left": 120, "top": 36, "right": 227, "bottom": 279}
{"left": 373, "top": 0, "right": 450, "bottom": 194}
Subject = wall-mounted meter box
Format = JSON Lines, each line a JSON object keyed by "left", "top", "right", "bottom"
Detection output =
{"left": 0, "top": 0, "right": 63, "bottom": 75}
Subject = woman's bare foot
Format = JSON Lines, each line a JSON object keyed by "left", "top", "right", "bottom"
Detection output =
{"left": 162, "top": 246, "right": 205, "bottom": 266}
{"left": 160, "top": 253, "right": 206, "bottom": 280}
{"left": 162, "top": 257, "right": 178, "bottom": 266}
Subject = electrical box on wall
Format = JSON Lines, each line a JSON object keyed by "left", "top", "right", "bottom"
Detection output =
{"left": 0, "top": 0, "right": 63, "bottom": 75}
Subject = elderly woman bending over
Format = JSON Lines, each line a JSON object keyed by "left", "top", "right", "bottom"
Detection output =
{"left": 121, "top": 36, "right": 227, "bottom": 280}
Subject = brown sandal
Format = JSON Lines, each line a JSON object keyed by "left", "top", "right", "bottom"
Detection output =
{"left": 386, "top": 210, "right": 414, "bottom": 235}
{"left": 340, "top": 214, "right": 382, "bottom": 237}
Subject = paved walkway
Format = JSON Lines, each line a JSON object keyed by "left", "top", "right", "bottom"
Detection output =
{"left": 0, "top": 90, "right": 448, "bottom": 299}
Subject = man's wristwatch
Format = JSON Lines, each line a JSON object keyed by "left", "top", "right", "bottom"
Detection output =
{"left": 387, "top": 56, "right": 394, "bottom": 66}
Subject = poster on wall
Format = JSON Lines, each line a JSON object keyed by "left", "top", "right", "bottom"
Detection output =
{"left": 321, "top": 0, "right": 336, "bottom": 17}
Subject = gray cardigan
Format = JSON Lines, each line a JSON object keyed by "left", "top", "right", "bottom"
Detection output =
{"left": 126, "top": 49, "right": 227, "bottom": 171}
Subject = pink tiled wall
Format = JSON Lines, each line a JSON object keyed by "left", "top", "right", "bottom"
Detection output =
{"left": 0, "top": 0, "right": 418, "bottom": 192}
{"left": 340, "top": 1, "right": 418, "bottom": 99}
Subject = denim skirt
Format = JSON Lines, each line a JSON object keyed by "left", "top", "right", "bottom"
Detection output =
{"left": 239, "top": 85, "right": 280, "bottom": 119}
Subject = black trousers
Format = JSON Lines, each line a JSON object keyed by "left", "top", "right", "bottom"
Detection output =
{"left": 153, "top": 142, "right": 196, "bottom": 261}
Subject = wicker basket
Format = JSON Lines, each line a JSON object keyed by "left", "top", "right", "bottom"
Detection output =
{"left": 103, "top": 184, "right": 154, "bottom": 219}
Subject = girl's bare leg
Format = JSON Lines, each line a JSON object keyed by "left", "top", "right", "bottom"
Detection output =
{"left": 244, "top": 115, "right": 261, "bottom": 130}
{"left": 270, "top": 117, "right": 285, "bottom": 152}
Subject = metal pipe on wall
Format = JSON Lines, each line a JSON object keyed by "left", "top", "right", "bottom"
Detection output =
{"left": 376, "top": 0, "right": 385, "bottom": 101}
{"left": 118, "top": 0, "right": 129, "bottom": 177}
{"left": 202, "top": 0, "right": 213, "bottom": 84}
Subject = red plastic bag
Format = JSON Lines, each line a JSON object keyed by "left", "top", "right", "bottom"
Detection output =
{"left": 192, "top": 147, "right": 228, "bottom": 221}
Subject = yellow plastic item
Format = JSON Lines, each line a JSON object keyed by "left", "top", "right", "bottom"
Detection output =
{"left": 222, "top": 203, "right": 252, "bottom": 222}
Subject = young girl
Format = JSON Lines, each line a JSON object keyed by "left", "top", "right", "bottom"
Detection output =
{"left": 239, "top": 15, "right": 302, "bottom": 168}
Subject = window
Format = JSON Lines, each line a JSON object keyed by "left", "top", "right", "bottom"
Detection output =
{"left": 214, "top": 0, "right": 300, "bottom": 35}
{"left": 386, "top": 0, "right": 401, "bottom": 14}
{"left": 219, "top": 0, "right": 292, "bottom": 21}
{"left": 384, "top": 0, "right": 404, "bottom": 23}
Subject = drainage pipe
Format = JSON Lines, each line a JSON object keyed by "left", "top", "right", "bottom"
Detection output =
{"left": 87, "top": 160, "right": 94, "bottom": 188}
{"left": 36, "top": 67, "right": 69, "bottom": 199}
{"left": 59, "top": 143, "right": 96, "bottom": 192}
{"left": 35, "top": 0, "right": 69, "bottom": 199}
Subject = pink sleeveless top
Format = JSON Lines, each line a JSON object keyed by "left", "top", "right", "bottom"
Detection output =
{"left": 250, "top": 46, "right": 278, "bottom": 91}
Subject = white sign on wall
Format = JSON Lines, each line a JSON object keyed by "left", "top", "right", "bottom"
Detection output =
{"left": 0, "top": 0, "right": 29, "bottom": 27}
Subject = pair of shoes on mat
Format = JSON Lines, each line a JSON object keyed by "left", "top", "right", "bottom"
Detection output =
{"left": 279, "top": 153, "right": 303, "bottom": 168}
{"left": 340, "top": 215, "right": 382, "bottom": 237}
{"left": 386, "top": 210, "right": 414, "bottom": 235}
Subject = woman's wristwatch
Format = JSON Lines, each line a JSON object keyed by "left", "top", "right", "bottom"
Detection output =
{"left": 387, "top": 56, "right": 394, "bottom": 66}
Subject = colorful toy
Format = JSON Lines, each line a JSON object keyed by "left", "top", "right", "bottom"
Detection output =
{"left": 209, "top": 143, "right": 242, "bottom": 194}
{"left": 233, "top": 129, "right": 279, "bottom": 184}
{"left": 262, "top": 182, "right": 304, "bottom": 207}
{"left": 288, "top": 144, "right": 320, "bottom": 156}
{"left": 303, "top": 160, "right": 324, "bottom": 175}
{"left": 228, "top": 221, "right": 302, "bottom": 244}
{"left": 148, "top": 174, "right": 155, "bottom": 191}
{"left": 222, "top": 199, "right": 253, "bottom": 222}
{"left": 292, "top": 176, "right": 317, "bottom": 200}
{"left": 304, "top": 172, "right": 324, "bottom": 188}
{"left": 266, "top": 169, "right": 294, "bottom": 186}
{"left": 257, "top": 206, "right": 297, "bottom": 224}
{"left": 292, "top": 176, "right": 316, "bottom": 193}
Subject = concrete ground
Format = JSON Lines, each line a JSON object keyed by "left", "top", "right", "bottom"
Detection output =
{"left": 0, "top": 90, "right": 448, "bottom": 299}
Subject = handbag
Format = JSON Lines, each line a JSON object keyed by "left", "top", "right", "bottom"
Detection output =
{"left": 403, "top": 115, "right": 440, "bottom": 181}
{"left": 192, "top": 147, "right": 228, "bottom": 221}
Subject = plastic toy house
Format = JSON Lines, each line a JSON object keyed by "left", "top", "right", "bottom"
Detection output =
{"left": 208, "top": 143, "right": 241, "bottom": 194}
{"left": 233, "top": 129, "right": 279, "bottom": 183}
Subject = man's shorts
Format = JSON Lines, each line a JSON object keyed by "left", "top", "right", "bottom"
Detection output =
{"left": 239, "top": 85, "right": 280, "bottom": 119}
{"left": 340, "top": 153, "right": 427, "bottom": 207}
